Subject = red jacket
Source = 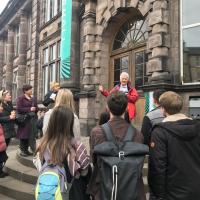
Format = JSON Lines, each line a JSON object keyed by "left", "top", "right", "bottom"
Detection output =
{"left": 101, "top": 82, "right": 139, "bottom": 120}
{"left": 0, "top": 124, "right": 6, "bottom": 152}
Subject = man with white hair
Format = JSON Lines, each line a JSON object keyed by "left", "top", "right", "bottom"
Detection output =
{"left": 99, "top": 72, "right": 139, "bottom": 120}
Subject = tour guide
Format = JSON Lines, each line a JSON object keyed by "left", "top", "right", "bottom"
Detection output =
{"left": 99, "top": 72, "right": 139, "bottom": 120}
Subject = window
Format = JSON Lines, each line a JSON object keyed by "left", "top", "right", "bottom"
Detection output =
{"left": 44, "top": 0, "right": 61, "bottom": 23}
{"left": 57, "top": 40, "right": 60, "bottom": 58}
{"left": 50, "top": 44, "right": 56, "bottom": 61}
{"left": 113, "top": 19, "right": 148, "bottom": 51}
{"left": 43, "top": 48, "right": 49, "bottom": 64}
{"left": 27, "top": 15, "right": 32, "bottom": 48}
{"left": 181, "top": 0, "right": 200, "bottom": 83}
{"left": 58, "top": 0, "right": 62, "bottom": 12}
{"left": 43, "top": 66, "right": 49, "bottom": 95}
{"left": 42, "top": 42, "right": 61, "bottom": 95}
{"left": 111, "top": 17, "right": 148, "bottom": 89}
{"left": 135, "top": 51, "right": 148, "bottom": 88}
{"left": 50, "top": 63, "right": 56, "bottom": 82}
{"left": 12, "top": 71, "right": 17, "bottom": 101}
{"left": 14, "top": 26, "right": 19, "bottom": 56}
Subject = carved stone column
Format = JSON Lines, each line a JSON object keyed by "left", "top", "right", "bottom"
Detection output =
{"left": 31, "top": 0, "right": 40, "bottom": 97}
{"left": 6, "top": 25, "right": 14, "bottom": 91}
{"left": 79, "top": 0, "right": 98, "bottom": 136}
{"left": 0, "top": 39, "right": 4, "bottom": 90}
{"left": 147, "top": 0, "right": 171, "bottom": 83}
{"left": 17, "top": 10, "right": 28, "bottom": 96}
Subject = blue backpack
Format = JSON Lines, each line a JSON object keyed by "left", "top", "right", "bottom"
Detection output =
{"left": 35, "top": 151, "right": 72, "bottom": 200}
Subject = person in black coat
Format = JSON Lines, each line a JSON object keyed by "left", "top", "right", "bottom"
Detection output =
{"left": 148, "top": 91, "right": 200, "bottom": 200}
{"left": 0, "top": 90, "right": 16, "bottom": 146}
{"left": 42, "top": 82, "right": 60, "bottom": 108}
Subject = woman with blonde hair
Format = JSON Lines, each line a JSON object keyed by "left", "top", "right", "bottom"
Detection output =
{"left": 42, "top": 88, "right": 80, "bottom": 138}
{"left": 42, "top": 81, "right": 60, "bottom": 108}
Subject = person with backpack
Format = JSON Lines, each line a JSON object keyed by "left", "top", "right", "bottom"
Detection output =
{"left": 99, "top": 72, "right": 139, "bottom": 121}
{"left": 35, "top": 106, "right": 90, "bottom": 200}
{"left": 89, "top": 92, "right": 148, "bottom": 200}
{"left": 148, "top": 91, "right": 200, "bottom": 200}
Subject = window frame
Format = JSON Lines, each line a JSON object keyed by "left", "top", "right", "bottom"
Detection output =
{"left": 44, "top": 0, "right": 61, "bottom": 24}
{"left": 42, "top": 41, "right": 61, "bottom": 95}
{"left": 180, "top": 0, "right": 200, "bottom": 85}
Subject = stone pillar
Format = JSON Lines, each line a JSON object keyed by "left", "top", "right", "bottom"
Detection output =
{"left": 17, "top": 10, "right": 28, "bottom": 96}
{"left": 6, "top": 25, "right": 14, "bottom": 91}
{"left": 147, "top": 0, "right": 171, "bottom": 83}
{"left": 31, "top": 0, "right": 40, "bottom": 97}
{"left": 61, "top": 0, "right": 80, "bottom": 93}
{"left": 79, "top": 0, "right": 98, "bottom": 136}
{"left": 0, "top": 39, "right": 4, "bottom": 90}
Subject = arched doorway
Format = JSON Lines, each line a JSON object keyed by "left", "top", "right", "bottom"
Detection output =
{"left": 110, "top": 14, "right": 148, "bottom": 127}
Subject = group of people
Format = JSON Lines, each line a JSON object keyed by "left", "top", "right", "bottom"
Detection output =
{"left": 0, "top": 84, "right": 38, "bottom": 177}
{"left": 0, "top": 71, "right": 200, "bottom": 200}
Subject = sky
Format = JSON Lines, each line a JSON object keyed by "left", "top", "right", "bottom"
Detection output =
{"left": 0, "top": 0, "right": 9, "bottom": 15}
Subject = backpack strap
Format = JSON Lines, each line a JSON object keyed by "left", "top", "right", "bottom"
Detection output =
{"left": 101, "top": 122, "right": 115, "bottom": 141}
{"left": 123, "top": 125, "right": 135, "bottom": 142}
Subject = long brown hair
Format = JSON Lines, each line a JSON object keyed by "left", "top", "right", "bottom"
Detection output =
{"left": 36, "top": 106, "right": 74, "bottom": 165}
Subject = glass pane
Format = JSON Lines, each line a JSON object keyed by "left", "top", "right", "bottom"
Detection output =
{"left": 50, "top": 63, "right": 56, "bottom": 82}
{"left": 182, "top": 0, "right": 200, "bottom": 26}
{"left": 43, "top": 67, "right": 48, "bottom": 94}
{"left": 57, "top": 61, "right": 60, "bottom": 81}
{"left": 114, "top": 56, "right": 129, "bottom": 84}
{"left": 135, "top": 51, "right": 147, "bottom": 88}
{"left": 113, "top": 18, "right": 147, "bottom": 50}
{"left": 43, "top": 48, "right": 48, "bottom": 64}
{"left": 121, "top": 56, "right": 129, "bottom": 69}
{"left": 50, "top": 44, "right": 56, "bottom": 61}
{"left": 183, "top": 27, "right": 200, "bottom": 83}
{"left": 183, "top": 27, "right": 200, "bottom": 47}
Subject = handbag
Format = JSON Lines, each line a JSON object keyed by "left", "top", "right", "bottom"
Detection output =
{"left": 16, "top": 113, "right": 30, "bottom": 127}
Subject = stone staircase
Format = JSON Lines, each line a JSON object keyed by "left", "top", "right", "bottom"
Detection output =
{"left": 0, "top": 150, "right": 36, "bottom": 200}
{"left": 0, "top": 149, "right": 149, "bottom": 200}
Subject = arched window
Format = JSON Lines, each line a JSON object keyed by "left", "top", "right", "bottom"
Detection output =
{"left": 110, "top": 17, "right": 148, "bottom": 89}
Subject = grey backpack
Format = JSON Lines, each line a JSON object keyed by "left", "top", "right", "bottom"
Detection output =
{"left": 93, "top": 123, "right": 149, "bottom": 200}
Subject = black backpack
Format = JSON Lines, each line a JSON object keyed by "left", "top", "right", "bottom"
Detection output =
{"left": 93, "top": 122, "right": 149, "bottom": 200}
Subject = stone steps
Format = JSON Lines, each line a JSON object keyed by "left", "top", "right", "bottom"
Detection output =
{"left": 4, "top": 151, "right": 38, "bottom": 185}
{"left": 0, "top": 194, "right": 15, "bottom": 200}
{"left": 0, "top": 176, "right": 34, "bottom": 200}
{"left": 0, "top": 150, "right": 35, "bottom": 200}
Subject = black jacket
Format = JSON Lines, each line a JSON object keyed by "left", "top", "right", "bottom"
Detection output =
{"left": 148, "top": 118, "right": 200, "bottom": 200}
{"left": 42, "top": 91, "right": 57, "bottom": 107}
{"left": 141, "top": 106, "right": 164, "bottom": 145}
{"left": 0, "top": 102, "right": 15, "bottom": 139}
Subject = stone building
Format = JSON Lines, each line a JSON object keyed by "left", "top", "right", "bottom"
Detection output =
{"left": 0, "top": 0, "right": 200, "bottom": 135}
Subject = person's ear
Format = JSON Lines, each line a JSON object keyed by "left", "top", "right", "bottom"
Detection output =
{"left": 161, "top": 107, "right": 167, "bottom": 117}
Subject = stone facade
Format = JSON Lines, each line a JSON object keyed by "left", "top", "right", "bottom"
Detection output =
{"left": 0, "top": 0, "right": 39, "bottom": 99}
{"left": 0, "top": 0, "right": 199, "bottom": 135}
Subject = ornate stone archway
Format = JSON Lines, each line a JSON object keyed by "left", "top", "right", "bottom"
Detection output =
{"left": 79, "top": 0, "right": 170, "bottom": 135}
